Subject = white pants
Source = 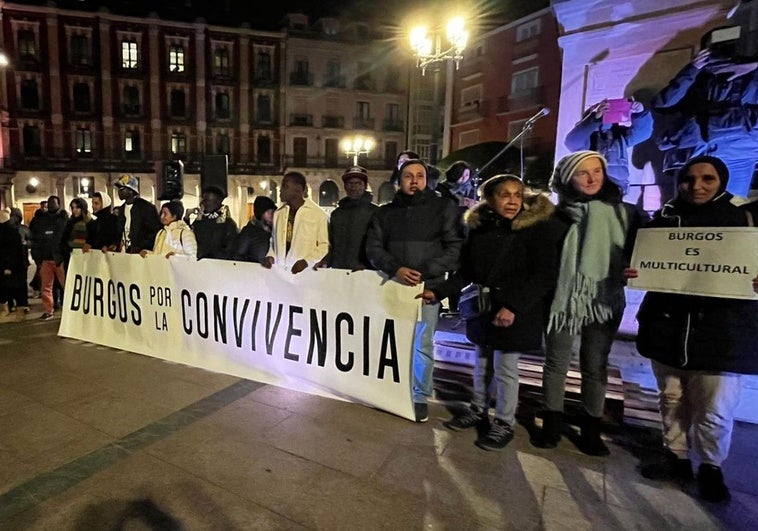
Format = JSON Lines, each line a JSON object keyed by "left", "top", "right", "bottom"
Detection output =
{"left": 651, "top": 360, "right": 742, "bottom": 466}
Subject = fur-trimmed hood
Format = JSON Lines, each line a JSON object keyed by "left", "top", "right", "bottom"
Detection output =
{"left": 464, "top": 193, "right": 556, "bottom": 231}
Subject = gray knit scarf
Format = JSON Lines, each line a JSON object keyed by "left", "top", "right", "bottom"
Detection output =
{"left": 548, "top": 200, "right": 629, "bottom": 335}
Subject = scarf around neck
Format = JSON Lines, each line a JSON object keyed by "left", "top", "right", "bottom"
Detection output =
{"left": 548, "top": 199, "right": 629, "bottom": 335}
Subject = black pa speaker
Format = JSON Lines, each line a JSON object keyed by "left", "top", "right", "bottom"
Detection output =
{"left": 158, "top": 160, "right": 184, "bottom": 200}
{"left": 201, "top": 155, "right": 229, "bottom": 197}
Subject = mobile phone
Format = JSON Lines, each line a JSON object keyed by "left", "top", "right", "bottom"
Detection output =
{"left": 602, "top": 98, "right": 633, "bottom": 125}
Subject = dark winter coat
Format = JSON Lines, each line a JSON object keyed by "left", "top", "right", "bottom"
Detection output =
{"left": 328, "top": 192, "right": 378, "bottom": 270}
{"left": 0, "top": 222, "right": 27, "bottom": 289}
{"left": 636, "top": 193, "right": 758, "bottom": 374}
{"left": 232, "top": 219, "right": 271, "bottom": 264}
{"left": 434, "top": 195, "right": 568, "bottom": 351}
{"left": 86, "top": 206, "right": 123, "bottom": 251}
{"left": 115, "top": 197, "right": 162, "bottom": 254}
{"left": 365, "top": 187, "right": 462, "bottom": 290}
{"left": 192, "top": 207, "right": 239, "bottom": 260}
{"left": 28, "top": 208, "right": 69, "bottom": 263}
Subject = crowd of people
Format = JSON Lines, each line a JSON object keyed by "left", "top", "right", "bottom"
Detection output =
{"left": 1, "top": 147, "right": 756, "bottom": 505}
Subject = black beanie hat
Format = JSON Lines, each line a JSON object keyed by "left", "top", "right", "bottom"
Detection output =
{"left": 253, "top": 196, "right": 276, "bottom": 220}
{"left": 678, "top": 156, "right": 730, "bottom": 194}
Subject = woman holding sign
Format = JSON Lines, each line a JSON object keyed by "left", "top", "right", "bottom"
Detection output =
{"left": 532, "top": 150, "right": 641, "bottom": 456}
{"left": 629, "top": 155, "right": 758, "bottom": 503}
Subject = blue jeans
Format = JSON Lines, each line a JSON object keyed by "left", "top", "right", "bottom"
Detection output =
{"left": 542, "top": 317, "right": 621, "bottom": 417}
{"left": 472, "top": 346, "right": 521, "bottom": 426}
{"left": 412, "top": 302, "right": 439, "bottom": 404}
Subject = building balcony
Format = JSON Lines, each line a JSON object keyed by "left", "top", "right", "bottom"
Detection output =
{"left": 505, "top": 86, "right": 544, "bottom": 112}
{"left": 281, "top": 154, "right": 390, "bottom": 171}
{"left": 353, "top": 75, "right": 376, "bottom": 91}
{"left": 352, "top": 117, "right": 375, "bottom": 130}
{"left": 322, "top": 115, "right": 345, "bottom": 128}
{"left": 457, "top": 99, "right": 488, "bottom": 121}
{"left": 322, "top": 75, "right": 346, "bottom": 88}
{"left": 512, "top": 37, "right": 540, "bottom": 59}
{"left": 289, "top": 72, "right": 314, "bottom": 86}
{"left": 382, "top": 119, "right": 404, "bottom": 132}
{"left": 289, "top": 113, "right": 314, "bottom": 126}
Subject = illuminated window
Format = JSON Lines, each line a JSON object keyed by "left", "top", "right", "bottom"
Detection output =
{"left": 171, "top": 132, "right": 187, "bottom": 154}
{"left": 124, "top": 130, "right": 140, "bottom": 157}
{"left": 18, "top": 30, "right": 37, "bottom": 60}
{"left": 169, "top": 45, "right": 184, "bottom": 72}
{"left": 75, "top": 128, "right": 92, "bottom": 154}
{"left": 122, "top": 40, "right": 138, "bottom": 69}
{"left": 213, "top": 48, "right": 230, "bottom": 76}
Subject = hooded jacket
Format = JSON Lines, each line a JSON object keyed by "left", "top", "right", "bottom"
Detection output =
{"left": 636, "top": 192, "right": 758, "bottom": 374}
{"left": 433, "top": 194, "right": 568, "bottom": 351}
{"left": 87, "top": 194, "right": 123, "bottom": 251}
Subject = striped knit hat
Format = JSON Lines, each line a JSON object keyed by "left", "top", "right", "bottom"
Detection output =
{"left": 549, "top": 150, "right": 608, "bottom": 193}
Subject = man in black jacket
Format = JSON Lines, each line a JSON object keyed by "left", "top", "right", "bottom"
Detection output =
{"left": 366, "top": 158, "right": 462, "bottom": 422}
{"left": 325, "top": 166, "right": 378, "bottom": 270}
{"left": 114, "top": 174, "right": 161, "bottom": 254}
{"left": 28, "top": 195, "right": 68, "bottom": 320}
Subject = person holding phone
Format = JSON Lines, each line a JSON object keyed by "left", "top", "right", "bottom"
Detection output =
{"left": 564, "top": 98, "right": 653, "bottom": 195}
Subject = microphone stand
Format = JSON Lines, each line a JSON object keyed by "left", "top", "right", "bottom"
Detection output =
{"left": 475, "top": 120, "right": 539, "bottom": 183}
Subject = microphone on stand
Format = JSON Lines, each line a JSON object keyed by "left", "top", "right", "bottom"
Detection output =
{"left": 523, "top": 107, "right": 550, "bottom": 128}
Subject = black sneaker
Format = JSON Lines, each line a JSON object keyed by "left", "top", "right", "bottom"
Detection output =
{"left": 475, "top": 419, "right": 514, "bottom": 451}
{"left": 414, "top": 403, "right": 429, "bottom": 423}
{"left": 698, "top": 464, "right": 730, "bottom": 503}
{"left": 39, "top": 313, "right": 54, "bottom": 321}
{"left": 443, "top": 405, "right": 487, "bottom": 431}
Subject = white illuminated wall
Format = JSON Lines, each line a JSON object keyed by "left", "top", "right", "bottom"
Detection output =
{"left": 552, "top": 0, "right": 758, "bottom": 424}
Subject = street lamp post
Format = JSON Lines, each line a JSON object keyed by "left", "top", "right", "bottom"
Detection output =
{"left": 409, "top": 18, "right": 468, "bottom": 159}
{"left": 341, "top": 135, "right": 375, "bottom": 167}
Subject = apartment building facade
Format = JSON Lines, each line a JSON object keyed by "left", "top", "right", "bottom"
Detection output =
{"left": 449, "top": 7, "right": 561, "bottom": 187}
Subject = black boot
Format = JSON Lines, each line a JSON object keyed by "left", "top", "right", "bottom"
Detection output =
{"left": 639, "top": 451, "right": 694, "bottom": 484}
{"left": 698, "top": 464, "right": 730, "bottom": 503}
{"left": 578, "top": 415, "right": 610, "bottom": 456}
{"left": 531, "top": 410, "right": 562, "bottom": 449}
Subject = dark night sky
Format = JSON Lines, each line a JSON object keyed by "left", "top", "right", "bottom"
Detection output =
{"left": 21, "top": 0, "right": 538, "bottom": 33}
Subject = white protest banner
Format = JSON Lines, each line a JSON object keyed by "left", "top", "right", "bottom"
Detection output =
{"left": 628, "top": 227, "right": 758, "bottom": 300}
{"left": 58, "top": 252, "right": 421, "bottom": 420}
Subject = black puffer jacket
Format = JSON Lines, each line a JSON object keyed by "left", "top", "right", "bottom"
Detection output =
{"left": 328, "top": 191, "right": 378, "bottom": 270}
{"left": 28, "top": 208, "right": 69, "bottom": 262}
{"left": 636, "top": 193, "right": 758, "bottom": 374}
{"left": 434, "top": 195, "right": 568, "bottom": 351}
{"left": 86, "top": 206, "right": 123, "bottom": 251}
{"left": 366, "top": 188, "right": 462, "bottom": 290}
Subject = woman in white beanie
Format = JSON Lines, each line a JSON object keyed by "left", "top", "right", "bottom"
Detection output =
{"left": 532, "top": 150, "right": 641, "bottom": 455}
